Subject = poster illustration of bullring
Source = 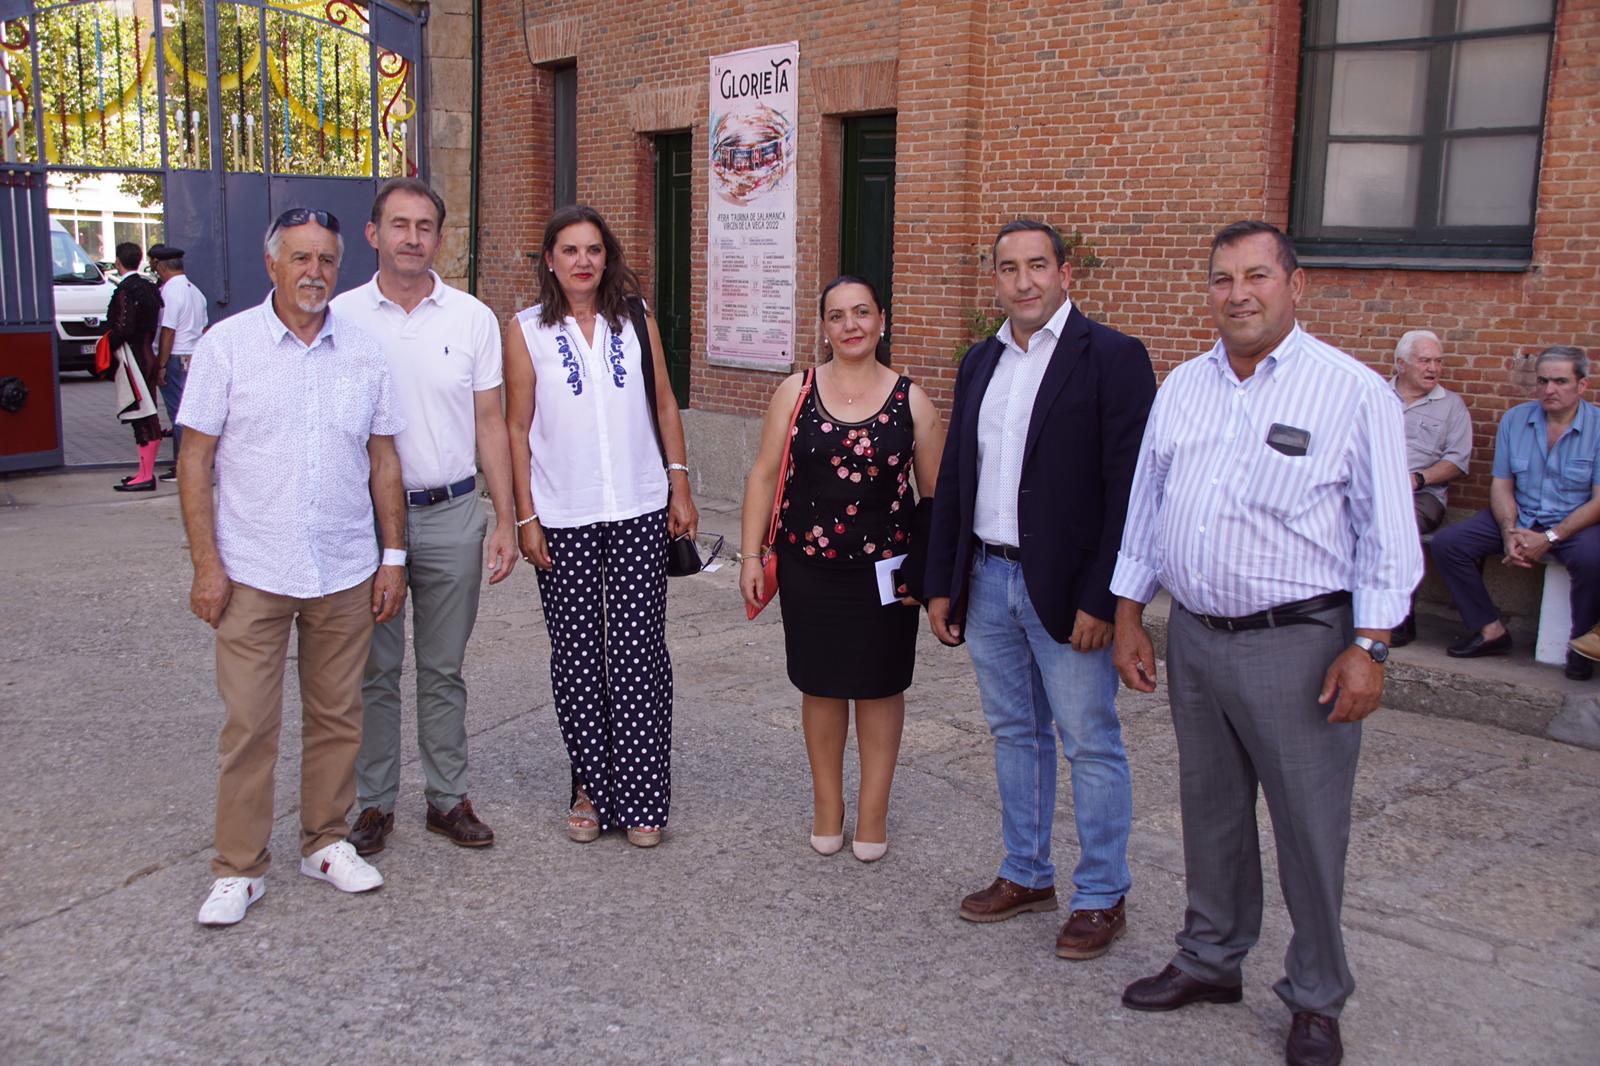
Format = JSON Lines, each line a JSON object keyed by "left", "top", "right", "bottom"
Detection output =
{"left": 707, "top": 41, "right": 798, "bottom": 369}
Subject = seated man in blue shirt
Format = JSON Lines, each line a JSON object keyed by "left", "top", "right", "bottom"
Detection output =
{"left": 1432, "top": 345, "right": 1600, "bottom": 680}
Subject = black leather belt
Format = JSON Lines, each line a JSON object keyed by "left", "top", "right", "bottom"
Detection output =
{"left": 1186, "top": 590, "right": 1351, "bottom": 632}
{"left": 981, "top": 542, "right": 1023, "bottom": 563}
{"left": 406, "top": 475, "right": 477, "bottom": 509}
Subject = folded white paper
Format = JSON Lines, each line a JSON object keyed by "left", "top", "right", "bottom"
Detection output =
{"left": 875, "top": 554, "right": 909, "bottom": 606}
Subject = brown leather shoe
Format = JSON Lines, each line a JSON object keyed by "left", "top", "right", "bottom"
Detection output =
{"left": 347, "top": 806, "right": 394, "bottom": 856}
{"left": 1286, "top": 1012, "right": 1342, "bottom": 1066}
{"left": 426, "top": 798, "right": 495, "bottom": 847}
{"left": 1054, "top": 896, "right": 1126, "bottom": 959}
{"left": 1121, "top": 963, "right": 1243, "bottom": 1012}
{"left": 958, "top": 877, "right": 1058, "bottom": 923}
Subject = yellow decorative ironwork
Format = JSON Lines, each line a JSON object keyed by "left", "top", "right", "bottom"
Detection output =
{"left": 11, "top": 0, "right": 414, "bottom": 175}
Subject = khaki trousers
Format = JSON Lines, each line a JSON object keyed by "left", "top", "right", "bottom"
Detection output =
{"left": 211, "top": 578, "right": 374, "bottom": 878}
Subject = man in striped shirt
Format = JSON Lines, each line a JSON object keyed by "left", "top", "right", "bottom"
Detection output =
{"left": 1109, "top": 221, "right": 1420, "bottom": 1066}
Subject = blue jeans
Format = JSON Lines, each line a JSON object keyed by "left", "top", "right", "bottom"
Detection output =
{"left": 964, "top": 549, "right": 1132, "bottom": 910}
{"left": 160, "top": 355, "right": 188, "bottom": 461}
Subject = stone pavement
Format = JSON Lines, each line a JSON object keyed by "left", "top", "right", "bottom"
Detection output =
{"left": 1, "top": 470, "right": 1596, "bottom": 1065}
{"left": 57, "top": 372, "right": 175, "bottom": 468}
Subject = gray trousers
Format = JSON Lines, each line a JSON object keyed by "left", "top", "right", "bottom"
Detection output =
{"left": 1165, "top": 600, "right": 1362, "bottom": 1017}
{"left": 357, "top": 492, "right": 486, "bottom": 814}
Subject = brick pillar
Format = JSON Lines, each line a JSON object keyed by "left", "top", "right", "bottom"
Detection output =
{"left": 475, "top": 1, "right": 547, "bottom": 325}
{"left": 892, "top": 0, "right": 988, "bottom": 408}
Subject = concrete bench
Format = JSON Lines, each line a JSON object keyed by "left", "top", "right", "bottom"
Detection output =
{"left": 1419, "top": 530, "right": 1570, "bottom": 666}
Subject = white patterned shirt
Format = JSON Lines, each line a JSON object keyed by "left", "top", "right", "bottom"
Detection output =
{"left": 973, "top": 298, "right": 1074, "bottom": 546}
{"left": 177, "top": 291, "right": 406, "bottom": 598}
{"left": 1110, "top": 324, "right": 1421, "bottom": 629}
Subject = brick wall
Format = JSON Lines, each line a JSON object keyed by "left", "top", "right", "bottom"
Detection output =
{"left": 475, "top": 0, "right": 1600, "bottom": 511}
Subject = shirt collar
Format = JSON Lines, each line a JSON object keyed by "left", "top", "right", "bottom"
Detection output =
{"left": 364, "top": 270, "right": 445, "bottom": 310}
{"left": 997, "top": 297, "right": 1074, "bottom": 355}
{"left": 1527, "top": 400, "right": 1596, "bottom": 435}
{"left": 1389, "top": 378, "right": 1447, "bottom": 406}
{"left": 261, "top": 289, "right": 337, "bottom": 348}
{"left": 1207, "top": 322, "right": 1304, "bottom": 384}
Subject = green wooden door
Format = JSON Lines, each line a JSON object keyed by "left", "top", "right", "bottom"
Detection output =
{"left": 655, "top": 131, "right": 693, "bottom": 408}
{"left": 840, "top": 115, "right": 897, "bottom": 314}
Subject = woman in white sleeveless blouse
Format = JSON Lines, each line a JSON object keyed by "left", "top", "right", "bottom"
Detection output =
{"left": 503, "top": 205, "right": 698, "bottom": 848}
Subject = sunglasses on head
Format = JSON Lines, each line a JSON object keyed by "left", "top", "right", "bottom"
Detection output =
{"left": 268, "top": 207, "right": 341, "bottom": 236}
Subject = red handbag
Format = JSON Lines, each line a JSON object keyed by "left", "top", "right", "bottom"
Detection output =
{"left": 747, "top": 369, "right": 813, "bottom": 620}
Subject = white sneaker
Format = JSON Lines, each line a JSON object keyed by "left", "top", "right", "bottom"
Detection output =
{"left": 300, "top": 840, "right": 384, "bottom": 893}
{"left": 197, "top": 876, "right": 266, "bottom": 926}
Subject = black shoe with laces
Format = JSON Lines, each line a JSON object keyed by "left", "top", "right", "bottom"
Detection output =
{"left": 1285, "top": 1011, "right": 1342, "bottom": 1066}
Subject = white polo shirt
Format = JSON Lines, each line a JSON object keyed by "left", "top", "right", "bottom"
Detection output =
{"left": 158, "top": 272, "right": 209, "bottom": 354}
{"left": 331, "top": 271, "right": 503, "bottom": 492}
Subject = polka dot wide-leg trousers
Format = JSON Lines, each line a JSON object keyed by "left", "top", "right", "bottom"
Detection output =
{"left": 534, "top": 507, "right": 673, "bottom": 830}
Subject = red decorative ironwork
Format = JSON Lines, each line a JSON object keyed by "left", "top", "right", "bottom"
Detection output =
{"left": 0, "top": 21, "right": 29, "bottom": 141}
{"left": 1, "top": 20, "right": 29, "bottom": 52}
{"left": 377, "top": 48, "right": 414, "bottom": 176}
{"left": 323, "top": 0, "right": 369, "bottom": 29}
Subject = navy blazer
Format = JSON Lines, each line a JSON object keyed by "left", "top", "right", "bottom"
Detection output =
{"left": 924, "top": 305, "right": 1156, "bottom": 644}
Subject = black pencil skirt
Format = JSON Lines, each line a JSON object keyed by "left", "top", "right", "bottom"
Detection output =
{"left": 776, "top": 543, "right": 920, "bottom": 700}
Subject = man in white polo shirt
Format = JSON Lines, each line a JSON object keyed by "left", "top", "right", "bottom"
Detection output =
{"left": 332, "top": 177, "right": 517, "bottom": 854}
{"left": 150, "top": 243, "right": 208, "bottom": 481}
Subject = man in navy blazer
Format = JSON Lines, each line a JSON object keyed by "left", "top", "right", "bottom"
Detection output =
{"left": 926, "top": 219, "right": 1156, "bottom": 960}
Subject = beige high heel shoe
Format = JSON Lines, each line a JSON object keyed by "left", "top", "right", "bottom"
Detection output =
{"left": 852, "top": 821, "right": 887, "bottom": 862}
{"left": 810, "top": 811, "right": 845, "bottom": 856}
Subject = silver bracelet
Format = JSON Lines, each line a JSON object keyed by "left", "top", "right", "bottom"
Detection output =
{"left": 665, "top": 463, "right": 690, "bottom": 474}
{"left": 515, "top": 514, "right": 539, "bottom": 528}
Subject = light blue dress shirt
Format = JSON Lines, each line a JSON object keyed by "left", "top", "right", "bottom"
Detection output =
{"left": 1490, "top": 399, "right": 1600, "bottom": 528}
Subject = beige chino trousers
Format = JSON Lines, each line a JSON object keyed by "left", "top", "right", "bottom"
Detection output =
{"left": 211, "top": 578, "right": 374, "bottom": 878}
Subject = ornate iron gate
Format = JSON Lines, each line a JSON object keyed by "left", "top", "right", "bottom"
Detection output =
{"left": 1, "top": 0, "right": 426, "bottom": 468}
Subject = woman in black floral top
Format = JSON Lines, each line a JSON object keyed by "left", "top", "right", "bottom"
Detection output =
{"left": 740, "top": 276, "right": 946, "bottom": 862}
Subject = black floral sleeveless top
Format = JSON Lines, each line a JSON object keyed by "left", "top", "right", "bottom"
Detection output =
{"left": 779, "top": 374, "right": 915, "bottom": 563}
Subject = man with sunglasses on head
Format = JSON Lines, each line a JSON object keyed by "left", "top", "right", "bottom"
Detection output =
{"left": 331, "top": 177, "right": 514, "bottom": 855}
{"left": 177, "top": 207, "right": 409, "bottom": 927}
{"left": 1430, "top": 345, "right": 1600, "bottom": 681}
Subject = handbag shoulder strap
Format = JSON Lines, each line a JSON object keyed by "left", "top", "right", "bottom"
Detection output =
{"left": 629, "top": 297, "right": 668, "bottom": 465}
{"left": 765, "top": 368, "right": 813, "bottom": 549}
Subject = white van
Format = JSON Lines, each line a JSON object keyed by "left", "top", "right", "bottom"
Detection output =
{"left": 49, "top": 219, "right": 118, "bottom": 374}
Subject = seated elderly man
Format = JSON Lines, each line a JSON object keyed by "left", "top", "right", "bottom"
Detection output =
{"left": 1431, "top": 346, "right": 1600, "bottom": 680}
{"left": 1390, "top": 330, "right": 1473, "bottom": 646}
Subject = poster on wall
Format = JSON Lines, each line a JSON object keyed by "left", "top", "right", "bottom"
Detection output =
{"left": 706, "top": 42, "right": 798, "bottom": 369}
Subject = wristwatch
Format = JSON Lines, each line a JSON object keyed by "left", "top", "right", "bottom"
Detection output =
{"left": 1412, "top": 471, "right": 1425, "bottom": 491}
{"left": 1353, "top": 636, "right": 1389, "bottom": 664}
{"left": 1545, "top": 528, "right": 1562, "bottom": 544}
